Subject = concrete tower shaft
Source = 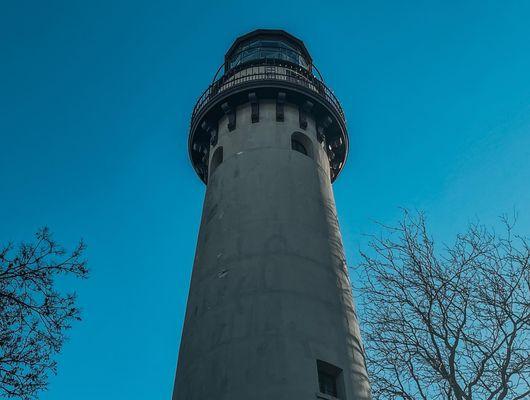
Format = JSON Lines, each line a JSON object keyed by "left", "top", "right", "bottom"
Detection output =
{"left": 174, "top": 30, "right": 371, "bottom": 400}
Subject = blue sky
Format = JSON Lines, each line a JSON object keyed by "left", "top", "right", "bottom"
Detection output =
{"left": 1, "top": 1, "right": 529, "bottom": 399}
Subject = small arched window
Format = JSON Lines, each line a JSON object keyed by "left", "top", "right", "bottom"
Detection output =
{"left": 291, "top": 132, "right": 313, "bottom": 159}
{"left": 291, "top": 137, "right": 307, "bottom": 155}
{"left": 210, "top": 146, "right": 223, "bottom": 176}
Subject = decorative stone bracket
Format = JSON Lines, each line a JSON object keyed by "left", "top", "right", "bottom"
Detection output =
{"left": 221, "top": 102, "right": 236, "bottom": 131}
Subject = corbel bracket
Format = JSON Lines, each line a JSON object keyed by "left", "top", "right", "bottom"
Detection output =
{"left": 221, "top": 102, "right": 236, "bottom": 131}
{"left": 276, "top": 92, "right": 286, "bottom": 122}
{"left": 248, "top": 92, "right": 259, "bottom": 123}
{"left": 299, "top": 100, "right": 314, "bottom": 130}
{"left": 317, "top": 116, "right": 333, "bottom": 144}
{"left": 201, "top": 120, "right": 218, "bottom": 147}
{"left": 329, "top": 136, "right": 343, "bottom": 150}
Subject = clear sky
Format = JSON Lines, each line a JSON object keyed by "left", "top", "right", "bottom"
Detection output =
{"left": 1, "top": 1, "right": 529, "bottom": 399}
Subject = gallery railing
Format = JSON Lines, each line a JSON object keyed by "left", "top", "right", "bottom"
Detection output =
{"left": 190, "top": 62, "right": 345, "bottom": 129}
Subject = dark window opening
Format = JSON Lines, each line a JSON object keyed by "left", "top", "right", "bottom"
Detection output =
{"left": 319, "top": 370, "right": 338, "bottom": 396}
{"left": 291, "top": 138, "right": 307, "bottom": 156}
{"left": 291, "top": 132, "right": 313, "bottom": 159}
{"left": 210, "top": 146, "right": 223, "bottom": 177}
{"left": 317, "top": 360, "right": 344, "bottom": 399}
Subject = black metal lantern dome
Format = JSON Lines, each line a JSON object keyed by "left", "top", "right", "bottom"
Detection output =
{"left": 188, "top": 29, "right": 348, "bottom": 183}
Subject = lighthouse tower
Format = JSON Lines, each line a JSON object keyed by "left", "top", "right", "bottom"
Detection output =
{"left": 173, "top": 29, "right": 371, "bottom": 400}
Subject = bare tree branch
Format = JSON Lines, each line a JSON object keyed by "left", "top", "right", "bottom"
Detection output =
{"left": 356, "top": 212, "right": 530, "bottom": 400}
{"left": 0, "top": 228, "right": 88, "bottom": 399}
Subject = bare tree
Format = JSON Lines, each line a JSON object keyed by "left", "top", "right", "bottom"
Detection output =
{"left": 356, "top": 212, "right": 530, "bottom": 400}
{"left": 0, "top": 228, "right": 88, "bottom": 399}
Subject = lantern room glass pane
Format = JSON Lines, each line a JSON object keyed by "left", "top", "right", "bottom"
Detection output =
{"left": 229, "top": 39, "right": 309, "bottom": 69}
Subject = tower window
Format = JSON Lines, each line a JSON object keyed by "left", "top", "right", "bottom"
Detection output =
{"left": 319, "top": 370, "right": 337, "bottom": 396}
{"left": 317, "top": 360, "right": 344, "bottom": 399}
{"left": 291, "top": 137, "right": 307, "bottom": 155}
{"left": 210, "top": 146, "right": 223, "bottom": 177}
{"left": 291, "top": 131, "right": 313, "bottom": 159}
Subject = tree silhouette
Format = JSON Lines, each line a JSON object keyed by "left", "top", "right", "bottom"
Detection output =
{"left": 0, "top": 228, "right": 88, "bottom": 399}
{"left": 357, "top": 212, "right": 529, "bottom": 400}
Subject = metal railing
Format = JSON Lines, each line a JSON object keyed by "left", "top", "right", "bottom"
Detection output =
{"left": 191, "top": 63, "right": 345, "bottom": 128}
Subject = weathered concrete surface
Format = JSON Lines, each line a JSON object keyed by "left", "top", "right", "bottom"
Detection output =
{"left": 173, "top": 101, "right": 371, "bottom": 400}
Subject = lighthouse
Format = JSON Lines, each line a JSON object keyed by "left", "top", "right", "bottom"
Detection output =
{"left": 173, "top": 29, "right": 371, "bottom": 400}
